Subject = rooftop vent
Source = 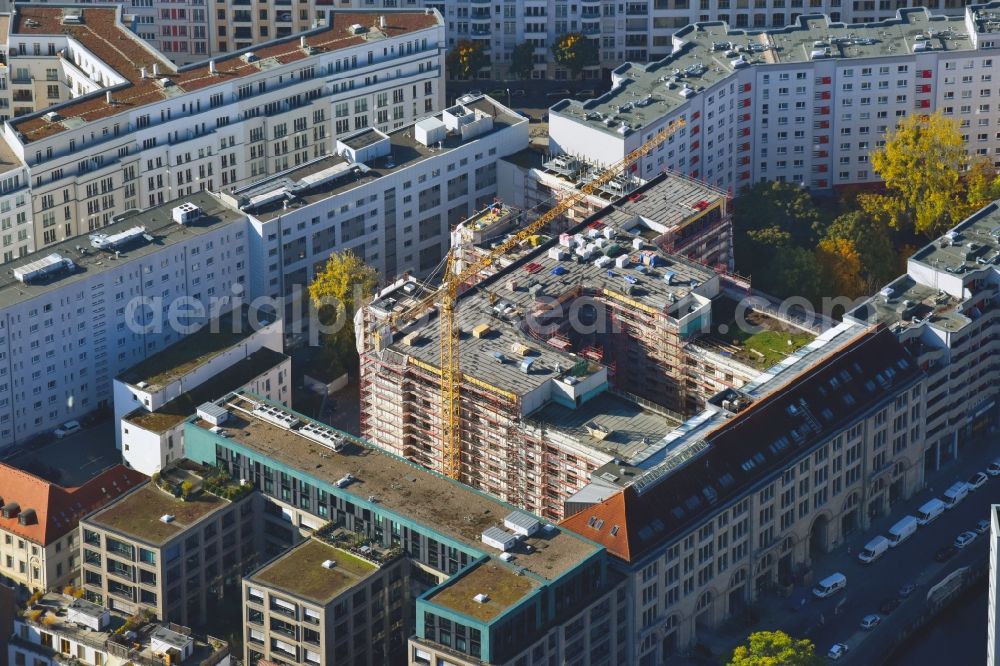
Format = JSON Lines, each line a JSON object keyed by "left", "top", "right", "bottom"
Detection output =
{"left": 298, "top": 422, "right": 346, "bottom": 452}
{"left": 473, "top": 593, "right": 489, "bottom": 604}
{"left": 240, "top": 52, "right": 258, "bottom": 64}
{"left": 321, "top": 559, "right": 337, "bottom": 569}
{"left": 160, "top": 514, "right": 175, "bottom": 524}
{"left": 61, "top": 9, "right": 83, "bottom": 24}
{"left": 253, "top": 404, "right": 300, "bottom": 429}
{"left": 158, "top": 78, "right": 174, "bottom": 88}
{"left": 13, "top": 253, "right": 75, "bottom": 284}
{"left": 348, "top": 24, "right": 366, "bottom": 35}
{"left": 90, "top": 226, "right": 148, "bottom": 252}
{"left": 172, "top": 202, "right": 202, "bottom": 225}
{"left": 43, "top": 111, "right": 60, "bottom": 122}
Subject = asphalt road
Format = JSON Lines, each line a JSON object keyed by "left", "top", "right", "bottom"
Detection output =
{"left": 789, "top": 445, "right": 999, "bottom": 663}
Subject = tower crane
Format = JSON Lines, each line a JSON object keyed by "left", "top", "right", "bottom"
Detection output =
{"left": 394, "top": 118, "right": 686, "bottom": 479}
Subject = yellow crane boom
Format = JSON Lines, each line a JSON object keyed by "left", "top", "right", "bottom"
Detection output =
{"left": 430, "top": 119, "right": 685, "bottom": 479}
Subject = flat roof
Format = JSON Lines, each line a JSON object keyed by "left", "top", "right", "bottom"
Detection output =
{"left": 0, "top": 190, "right": 243, "bottom": 310}
{"left": 197, "top": 393, "right": 600, "bottom": 581}
{"left": 11, "top": 6, "right": 441, "bottom": 143}
{"left": 527, "top": 393, "right": 680, "bottom": 464}
{"left": 248, "top": 539, "right": 378, "bottom": 605}
{"left": 385, "top": 179, "right": 718, "bottom": 399}
{"left": 236, "top": 96, "right": 524, "bottom": 221}
{"left": 117, "top": 306, "right": 273, "bottom": 391}
{"left": 425, "top": 560, "right": 538, "bottom": 622}
{"left": 124, "top": 348, "right": 288, "bottom": 433}
{"left": 553, "top": 9, "right": 970, "bottom": 136}
{"left": 86, "top": 482, "right": 229, "bottom": 546}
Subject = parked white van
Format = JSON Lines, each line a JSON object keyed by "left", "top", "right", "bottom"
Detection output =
{"left": 942, "top": 481, "right": 969, "bottom": 509}
{"left": 858, "top": 536, "right": 890, "bottom": 564}
{"left": 916, "top": 498, "right": 946, "bottom": 525}
{"left": 887, "top": 516, "right": 918, "bottom": 547}
{"left": 813, "top": 572, "right": 847, "bottom": 598}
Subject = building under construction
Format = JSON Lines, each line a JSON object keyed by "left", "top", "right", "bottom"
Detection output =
{"left": 358, "top": 177, "right": 814, "bottom": 519}
{"left": 499, "top": 154, "right": 735, "bottom": 272}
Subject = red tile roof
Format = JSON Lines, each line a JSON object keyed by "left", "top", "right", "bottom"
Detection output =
{"left": 0, "top": 463, "right": 146, "bottom": 545}
{"left": 10, "top": 6, "right": 440, "bottom": 143}
{"left": 562, "top": 326, "right": 921, "bottom": 563}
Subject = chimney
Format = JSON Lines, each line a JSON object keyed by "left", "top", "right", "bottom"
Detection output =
{"left": 209, "top": 60, "right": 217, "bottom": 75}
{"left": 300, "top": 36, "right": 307, "bottom": 48}
{"left": 379, "top": 15, "right": 386, "bottom": 29}
{"left": 140, "top": 66, "right": 147, "bottom": 79}
{"left": 152, "top": 62, "right": 160, "bottom": 76}
{"left": 106, "top": 90, "right": 113, "bottom": 105}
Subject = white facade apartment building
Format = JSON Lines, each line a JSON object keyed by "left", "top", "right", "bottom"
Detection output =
{"left": 0, "top": 189, "right": 248, "bottom": 448}
{"left": 550, "top": 4, "right": 1000, "bottom": 195}
{"left": 221, "top": 94, "right": 529, "bottom": 300}
{"left": 0, "top": 4, "right": 444, "bottom": 265}
{"left": 25, "top": 0, "right": 985, "bottom": 77}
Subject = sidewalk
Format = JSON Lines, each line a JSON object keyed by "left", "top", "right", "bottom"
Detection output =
{"left": 673, "top": 429, "right": 1000, "bottom": 664}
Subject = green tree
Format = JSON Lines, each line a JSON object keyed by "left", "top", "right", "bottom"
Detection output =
{"left": 770, "top": 247, "right": 829, "bottom": 306}
{"left": 824, "top": 210, "right": 897, "bottom": 291}
{"left": 510, "top": 42, "right": 535, "bottom": 80}
{"left": 446, "top": 40, "right": 489, "bottom": 80}
{"left": 816, "top": 237, "right": 866, "bottom": 299}
{"left": 308, "top": 251, "right": 379, "bottom": 377}
{"left": 728, "top": 630, "right": 820, "bottom": 666}
{"left": 864, "top": 112, "right": 967, "bottom": 237}
{"left": 552, "top": 33, "right": 598, "bottom": 79}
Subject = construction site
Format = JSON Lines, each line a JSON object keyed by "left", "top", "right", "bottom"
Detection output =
{"left": 357, "top": 167, "right": 819, "bottom": 520}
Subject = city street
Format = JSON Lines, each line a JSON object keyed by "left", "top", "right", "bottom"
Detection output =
{"left": 693, "top": 434, "right": 1000, "bottom": 664}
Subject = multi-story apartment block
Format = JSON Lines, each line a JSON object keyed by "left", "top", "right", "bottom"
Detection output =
{"left": 0, "top": 4, "right": 445, "bottom": 259}
{"left": 220, "top": 94, "right": 528, "bottom": 301}
{"left": 0, "top": 463, "right": 145, "bottom": 592}
{"left": 9, "top": 593, "right": 231, "bottom": 666}
{"left": 113, "top": 305, "right": 286, "bottom": 474}
{"left": 120, "top": 347, "right": 290, "bottom": 477}
{"left": 243, "top": 538, "right": 409, "bottom": 666}
{"left": 79, "top": 473, "right": 259, "bottom": 627}
{"left": 183, "top": 391, "right": 630, "bottom": 666}
{"left": 0, "top": 189, "right": 247, "bottom": 448}
{"left": 847, "top": 199, "right": 1000, "bottom": 473}
{"left": 498, "top": 161, "right": 735, "bottom": 271}
{"left": 357, "top": 176, "right": 814, "bottom": 520}
{"left": 561, "top": 324, "right": 927, "bottom": 663}
{"left": 549, "top": 5, "right": 1000, "bottom": 195}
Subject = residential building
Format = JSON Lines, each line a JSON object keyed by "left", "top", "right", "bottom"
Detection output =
{"left": 44, "top": 0, "right": 986, "bottom": 78}
{"left": 0, "top": 189, "right": 247, "bottom": 449}
{"left": 8, "top": 592, "right": 231, "bottom": 666}
{"left": 120, "top": 347, "right": 290, "bottom": 476}
{"left": 0, "top": 4, "right": 445, "bottom": 259}
{"left": 113, "top": 305, "right": 286, "bottom": 474}
{"left": 560, "top": 325, "right": 927, "bottom": 663}
{"left": 0, "top": 463, "right": 145, "bottom": 592}
{"left": 219, "top": 94, "right": 529, "bottom": 302}
{"left": 498, "top": 160, "right": 735, "bottom": 271}
{"left": 549, "top": 5, "right": 1000, "bottom": 195}
{"left": 991, "top": 503, "right": 1000, "bottom": 666}
{"left": 79, "top": 470, "right": 259, "bottom": 626}
{"left": 846, "top": 200, "right": 1000, "bottom": 473}
{"left": 243, "top": 537, "right": 409, "bottom": 666}
{"left": 183, "top": 391, "right": 630, "bottom": 665}
{"left": 357, "top": 175, "right": 816, "bottom": 520}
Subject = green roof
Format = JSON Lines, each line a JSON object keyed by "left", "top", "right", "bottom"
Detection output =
{"left": 250, "top": 539, "right": 378, "bottom": 604}
{"left": 87, "top": 483, "right": 228, "bottom": 545}
{"left": 427, "top": 561, "right": 538, "bottom": 622}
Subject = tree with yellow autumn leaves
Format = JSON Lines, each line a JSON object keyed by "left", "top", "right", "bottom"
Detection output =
{"left": 552, "top": 33, "right": 598, "bottom": 80}
{"left": 446, "top": 40, "right": 489, "bottom": 80}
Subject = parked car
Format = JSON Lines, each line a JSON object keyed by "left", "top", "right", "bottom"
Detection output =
{"left": 968, "top": 471, "right": 988, "bottom": 490}
{"left": 988, "top": 458, "right": 1000, "bottom": 476}
{"left": 860, "top": 614, "right": 881, "bottom": 630}
{"left": 827, "top": 643, "right": 849, "bottom": 660}
{"left": 977, "top": 519, "right": 991, "bottom": 534}
{"left": 934, "top": 545, "right": 958, "bottom": 562}
{"left": 879, "top": 597, "right": 902, "bottom": 614}
{"left": 955, "top": 530, "right": 978, "bottom": 548}
{"left": 545, "top": 88, "right": 571, "bottom": 98}
{"left": 577, "top": 89, "right": 596, "bottom": 99}
{"left": 53, "top": 420, "right": 81, "bottom": 438}
{"left": 812, "top": 572, "right": 848, "bottom": 598}
{"left": 511, "top": 89, "right": 525, "bottom": 97}
{"left": 898, "top": 582, "right": 916, "bottom": 598}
